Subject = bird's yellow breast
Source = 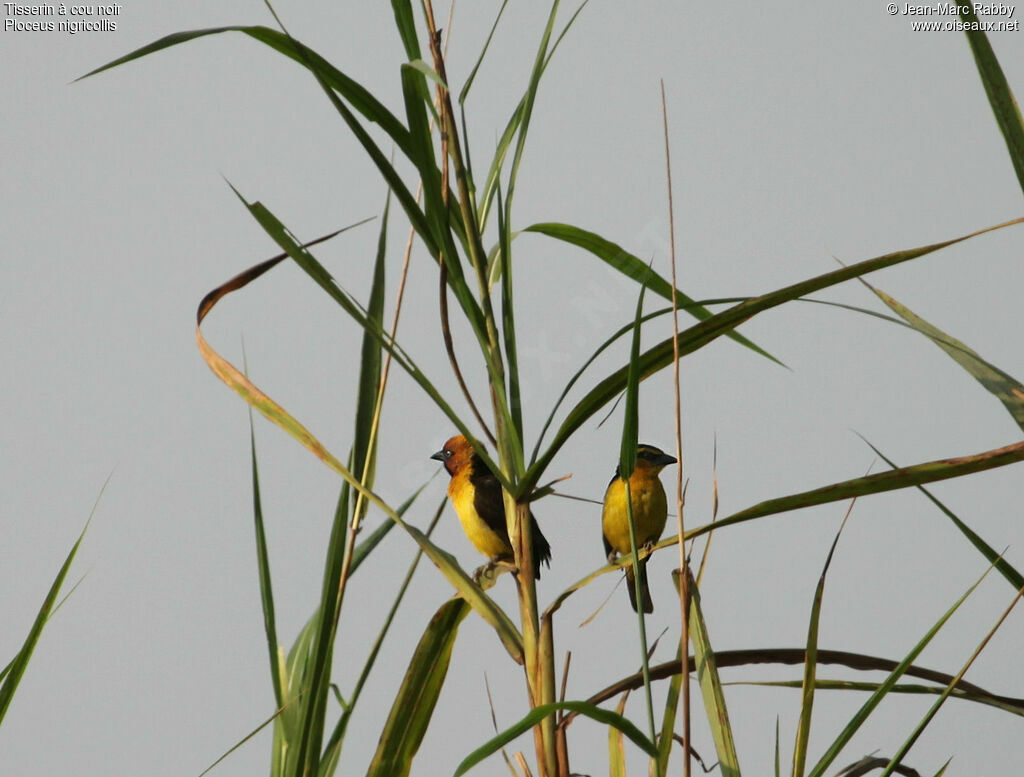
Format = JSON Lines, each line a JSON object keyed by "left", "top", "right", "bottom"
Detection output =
{"left": 450, "top": 480, "right": 513, "bottom": 559}
{"left": 601, "top": 472, "right": 668, "bottom": 555}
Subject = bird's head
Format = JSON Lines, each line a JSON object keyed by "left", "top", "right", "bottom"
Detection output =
{"left": 430, "top": 435, "right": 476, "bottom": 477}
{"left": 634, "top": 444, "right": 677, "bottom": 473}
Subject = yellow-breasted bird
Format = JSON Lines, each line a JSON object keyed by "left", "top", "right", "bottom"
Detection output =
{"left": 431, "top": 435, "right": 551, "bottom": 579}
{"left": 601, "top": 444, "right": 677, "bottom": 613}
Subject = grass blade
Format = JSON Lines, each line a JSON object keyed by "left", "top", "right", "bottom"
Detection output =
{"left": 475, "top": 1, "right": 590, "bottom": 229}
{"left": 879, "top": 581, "right": 1024, "bottom": 777}
{"left": 248, "top": 410, "right": 283, "bottom": 710}
{"left": 957, "top": 6, "right": 1024, "bottom": 195}
{"left": 805, "top": 560, "right": 998, "bottom": 777}
{"left": 524, "top": 217, "right": 1024, "bottom": 492}
{"left": 78, "top": 27, "right": 413, "bottom": 154}
{"left": 792, "top": 500, "right": 853, "bottom": 777}
{"left": 454, "top": 701, "right": 657, "bottom": 777}
{"left": 320, "top": 496, "right": 444, "bottom": 775}
{"left": 857, "top": 436, "right": 1024, "bottom": 592}
{"left": 211, "top": 191, "right": 508, "bottom": 491}
{"left": 530, "top": 306, "right": 673, "bottom": 466}
{"left": 365, "top": 598, "right": 471, "bottom": 777}
{"left": 682, "top": 568, "right": 741, "bottom": 777}
{"left": 458, "top": 0, "right": 511, "bottom": 103}
{"left": 524, "top": 222, "right": 779, "bottom": 365}
{"left": 0, "top": 486, "right": 99, "bottom": 725}
{"left": 683, "top": 439, "right": 1024, "bottom": 543}
{"left": 860, "top": 279, "right": 1024, "bottom": 431}
{"left": 654, "top": 640, "right": 684, "bottom": 775}
{"left": 390, "top": 0, "right": 422, "bottom": 60}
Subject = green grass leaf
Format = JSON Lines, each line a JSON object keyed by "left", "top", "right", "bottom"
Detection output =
{"left": 685, "top": 439, "right": 1024, "bottom": 542}
{"left": 247, "top": 410, "right": 283, "bottom": 711}
{"left": 365, "top": 599, "right": 471, "bottom": 777}
{"left": 806, "top": 560, "right": 998, "bottom": 777}
{"left": 390, "top": 0, "right": 422, "bottom": 60}
{"left": 860, "top": 279, "right": 1024, "bottom": 432}
{"left": 958, "top": 6, "right": 1024, "bottom": 196}
{"left": 524, "top": 222, "right": 780, "bottom": 366}
{"left": 0, "top": 487, "right": 98, "bottom": 726}
{"left": 526, "top": 218, "right": 1024, "bottom": 492}
{"left": 684, "top": 569, "right": 741, "bottom": 777}
{"left": 856, "top": 436, "right": 1024, "bottom": 593}
{"left": 792, "top": 508, "right": 851, "bottom": 777}
{"left": 78, "top": 27, "right": 413, "bottom": 155}
{"left": 454, "top": 701, "right": 657, "bottom": 777}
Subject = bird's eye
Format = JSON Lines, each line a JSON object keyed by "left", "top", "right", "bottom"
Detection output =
{"left": 444, "top": 449, "right": 453, "bottom": 459}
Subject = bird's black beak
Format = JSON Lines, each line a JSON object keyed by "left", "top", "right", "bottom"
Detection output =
{"left": 655, "top": 452, "right": 678, "bottom": 467}
{"left": 430, "top": 450, "right": 446, "bottom": 462}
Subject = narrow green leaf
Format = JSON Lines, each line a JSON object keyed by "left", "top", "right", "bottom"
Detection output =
{"left": 78, "top": 27, "right": 413, "bottom": 154}
{"left": 403, "top": 523, "right": 524, "bottom": 664}
{"left": 684, "top": 569, "right": 741, "bottom": 777}
{"left": 366, "top": 599, "right": 471, "bottom": 777}
{"left": 390, "top": 0, "right": 422, "bottom": 60}
{"left": 524, "top": 217, "right": 1024, "bottom": 493}
{"left": 793, "top": 510, "right": 850, "bottom": 777}
{"left": 0, "top": 487, "right": 99, "bottom": 725}
{"left": 501, "top": 0, "right": 562, "bottom": 224}
{"left": 806, "top": 561, "right": 998, "bottom": 777}
{"left": 350, "top": 192, "right": 390, "bottom": 525}
{"left": 524, "top": 222, "right": 780, "bottom": 365}
{"left": 248, "top": 410, "right": 283, "bottom": 710}
{"left": 454, "top": 701, "right": 658, "bottom": 777}
{"left": 496, "top": 187, "right": 524, "bottom": 449}
{"left": 476, "top": 1, "right": 590, "bottom": 228}
{"left": 458, "top": 0, "right": 511, "bottom": 103}
{"left": 655, "top": 642, "right": 685, "bottom": 775}
{"left": 861, "top": 279, "right": 1024, "bottom": 431}
{"left": 857, "top": 435, "right": 1024, "bottom": 592}
{"left": 775, "top": 718, "right": 782, "bottom": 777}
{"left": 216, "top": 189, "right": 508, "bottom": 492}
{"left": 684, "top": 440, "right": 1024, "bottom": 543}
{"left": 320, "top": 495, "right": 442, "bottom": 776}
{"left": 958, "top": 5, "right": 1024, "bottom": 196}
{"left": 408, "top": 58, "right": 447, "bottom": 91}
{"left": 879, "top": 582, "right": 1024, "bottom": 777}
{"left": 618, "top": 274, "right": 646, "bottom": 477}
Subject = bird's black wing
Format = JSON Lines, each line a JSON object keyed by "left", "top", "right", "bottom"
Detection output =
{"left": 470, "top": 454, "right": 551, "bottom": 578}
{"left": 468, "top": 455, "right": 512, "bottom": 539}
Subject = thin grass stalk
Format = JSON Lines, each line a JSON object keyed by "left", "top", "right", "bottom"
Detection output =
{"left": 661, "top": 79, "right": 691, "bottom": 777}
{"left": 422, "top": 0, "right": 514, "bottom": 456}
{"left": 429, "top": 9, "right": 498, "bottom": 448}
{"left": 421, "top": 5, "right": 551, "bottom": 770}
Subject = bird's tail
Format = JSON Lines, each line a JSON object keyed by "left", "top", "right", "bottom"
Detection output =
{"left": 530, "top": 516, "right": 552, "bottom": 580}
{"left": 625, "top": 560, "right": 653, "bottom": 614}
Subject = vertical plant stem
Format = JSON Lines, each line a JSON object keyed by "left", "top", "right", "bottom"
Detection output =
{"left": 662, "top": 79, "right": 691, "bottom": 777}
{"left": 423, "top": 0, "right": 511, "bottom": 452}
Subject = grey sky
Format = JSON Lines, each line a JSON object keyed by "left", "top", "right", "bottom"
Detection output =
{"left": 3, "top": 3, "right": 1023, "bottom": 776}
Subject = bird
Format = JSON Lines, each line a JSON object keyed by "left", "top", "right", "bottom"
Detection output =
{"left": 431, "top": 435, "right": 551, "bottom": 579}
{"left": 601, "top": 444, "right": 677, "bottom": 613}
